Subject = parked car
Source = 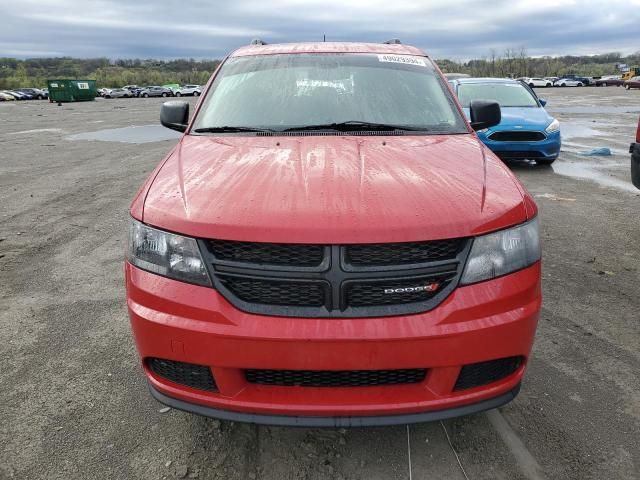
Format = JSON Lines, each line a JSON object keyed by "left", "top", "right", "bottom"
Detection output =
{"left": 554, "top": 78, "right": 584, "bottom": 87}
{"left": 523, "top": 77, "right": 552, "bottom": 88}
{"left": 5, "top": 90, "right": 30, "bottom": 100}
{"left": 139, "top": 86, "right": 173, "bottom": 98}
{"left": 104, "top": 88, "right": 132, "bottom": 98}
{"left": 175, "top": 84, "right": 202, "bottom": 96}
{"left": 631, "top": 116, "right": 640, "bottom": 188}
{"left": 451, "top": 77, "right": 560, "bottom": 164}
{"left": 17, "top": 88, "right": 47, "bottom": 99}
{"left": 127, "top": 41, "right": 542, "bottom": 426}
{"left": 0, "top": 91, "right": 16, "bottom": 101}
{"left": 595, "top": 76, "right": 624, "bottom": 87}
{"left": 624, "top": 76, "right": 640, "bottom": 90}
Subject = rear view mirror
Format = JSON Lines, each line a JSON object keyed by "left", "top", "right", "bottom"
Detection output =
{"left": 161, "top": 101, "right": 189, "bottom": 132}
{"left": 632, "top": 147, "right": 640, "bottom": 189}
{"left": 469, "top": 100, "right": 501, "bottom": 131}
{"left": 539, "top": 98, "right": 547, "bottom": 107}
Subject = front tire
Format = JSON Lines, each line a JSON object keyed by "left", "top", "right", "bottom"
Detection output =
{"left": 529, "top": 83, "right": 535, "bottom": 88}
{"left": 546, "top": 83, "right": 552, "bottom": 87}
{"left": 142, "top": 93, "right": 148, "bottom": 97}
{"left": 162, "top": 92, "right": 167, "bottom": 97}
{"left": 193, "top": 91, "right": 199, "bottom": 97}
{"left": 577, "top": 83, "right": 583, "bottom": 87}
{"left": 175, "top": 92, "right": 181, "bottom": 97}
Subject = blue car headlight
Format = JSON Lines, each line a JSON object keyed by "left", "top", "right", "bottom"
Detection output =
{"left": 545, "top": 119, "right": 560, "bottom": 134}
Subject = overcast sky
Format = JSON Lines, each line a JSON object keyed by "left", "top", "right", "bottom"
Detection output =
{"left": 2, "top": 0, "right": 639, "bottom": 60}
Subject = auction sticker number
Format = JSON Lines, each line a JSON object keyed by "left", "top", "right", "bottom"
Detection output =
{"left": 377, "top": 55, "right": 426, "bottom": 67}
{"left": 77, "top": 82, "right": 89, "bottom": 89}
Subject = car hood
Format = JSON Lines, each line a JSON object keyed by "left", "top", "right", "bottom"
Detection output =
{"left": 464, "top": 106, "right": 553, "bottom": 131}
{"left": 141, "top": 134, "right": 530, "bottom": 243}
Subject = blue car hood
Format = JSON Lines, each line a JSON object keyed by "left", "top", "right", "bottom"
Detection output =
{"left": 463, "top": 106, "right": 553, "bottom": 131}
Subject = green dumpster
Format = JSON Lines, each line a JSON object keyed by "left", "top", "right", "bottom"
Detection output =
{"left": 47, "top": 79, "right": 97, "bottom": 103}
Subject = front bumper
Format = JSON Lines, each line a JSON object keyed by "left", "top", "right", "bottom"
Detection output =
{"left": 478, "top": 131, "right": 561, "bottom": 160}
{"left": 126, "top": 261, "right": 541, "bottom": 422}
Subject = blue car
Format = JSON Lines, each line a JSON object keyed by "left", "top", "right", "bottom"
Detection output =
{"left": 450, "top": 78, "right": 561, "bottom": 164}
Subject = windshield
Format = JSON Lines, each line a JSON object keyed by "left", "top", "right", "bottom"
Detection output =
{"left": 192, "top": 53, "right": 467, "bottom": 133}
{"left": 457, "top": 83, "right": 539, "bottom": 108}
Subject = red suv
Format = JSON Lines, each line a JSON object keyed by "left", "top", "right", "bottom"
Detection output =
{"left": 126, "top": 41, "right": 541, "bottom": 426}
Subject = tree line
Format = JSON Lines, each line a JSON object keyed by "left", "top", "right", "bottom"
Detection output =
{"left": 437, "top": 49, "right": 640, "bottom": 78}
{"left": 0, "top": 57, "right": 221, "bottom": 89}
{"left": 1, "top": 51, "right": 639, "bottom": 89}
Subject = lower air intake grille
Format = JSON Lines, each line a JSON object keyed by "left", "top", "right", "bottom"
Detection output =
{"left": 245, "top": 368, "right": 427, "bottom": 387}
{"left": 148, "top": 358, "right": 217, "bottom": 392}
{"left": 454, "top": 357, "right": 523, "bottom": 391}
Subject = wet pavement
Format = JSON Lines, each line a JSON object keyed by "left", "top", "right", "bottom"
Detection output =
{"left": 1, "top": 89, "right": 639, "bottom": 480}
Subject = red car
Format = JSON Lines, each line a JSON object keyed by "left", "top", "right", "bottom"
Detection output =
{"left": 624, "top": 76, "right": 640, "bottom": 90}
{"left": 126, "top": 41, "right": 542, "bottom": 426}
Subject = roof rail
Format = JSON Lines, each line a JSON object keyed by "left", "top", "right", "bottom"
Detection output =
{"left": 383, "top": 38, "right": 402, "bottom": 45}
{"left": 250, "top": 39, "right": 268, "bottom": 45}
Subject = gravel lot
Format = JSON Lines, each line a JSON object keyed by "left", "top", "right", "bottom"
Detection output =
{"left": 1, "top": 87, "right": 639, "bottom": 479}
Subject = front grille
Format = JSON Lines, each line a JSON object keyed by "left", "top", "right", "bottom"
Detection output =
{"left": 201, "top": 240, "right": 470, "bottom": 318}
{"left": 346, "top": 277, "right": 450, "bottom": 307}
{"left": 489, "top": 131, "right": 546, "bottom": 142}
{"left": 219, "top": 276, "right": 326, "bottom": 307}
{"left": 454, "top": 357, "right": 523, "bottom": 391}
{"left": 208, "top": 240, "right": 324, "bottom": 267}
{"left": 245, "top": 368, "right": 427, "bottom": 387}
{"left": 345, "top": 240, "right": 464, "bottom": 267}
{"left": 147, "top": 358, "right": 217, "bottom": 392}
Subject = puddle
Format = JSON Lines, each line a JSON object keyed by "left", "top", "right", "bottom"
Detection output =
{"left": 8, "top": 128, "right": 62, "bottom": 135}
{"left": 553, "top": 161, "right": 637, "bottom": 193}
{"left": 561, "top": 122, "right": 606, "bottom": 139}
{"left": 67, "top": 125, "right": 181, "bottom": 144}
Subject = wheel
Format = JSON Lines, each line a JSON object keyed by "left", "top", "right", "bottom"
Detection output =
{"left": 193, "top": 91, "right": 199, "bottom": 97}
{"left": 105, "top": 95, "right": 111, "bottom": 99}
{"left": 560, "top": 83, "right": 566, "bottom": 87}
{"left": 143, "top": 93, "right": 148, "bottom": 97}
{"left": 37, "top": 94, "right": 43, "bottom": 100}
{"left": 162, "top": 92, "right": 167, "bottom": 97}
{"left": 536, "top": 157, "right": 556, "bottom": 165}
{"left": 175, "top": 92, "right": 181, "bottom": 97}
{"left": 577, "top": 83, "right": 583, "bottom": 87}
{"left": 546, "top": 83, "right": 552, "bottom": 87}
{"left": 602, "top": 83, "right": 608, "bottom": 87}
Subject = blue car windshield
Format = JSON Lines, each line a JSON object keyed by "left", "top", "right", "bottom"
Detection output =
{"left": 457, "top": 83, "right": 539, "bottom": 108}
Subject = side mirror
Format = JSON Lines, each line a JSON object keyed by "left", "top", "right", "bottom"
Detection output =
{"left": 469, "top": 100, "right": 501, "bottom": 131}
{"left": 160, "top": 101, "right": 189, "bottom": 132}
{"left": 539, "top": 98, "right": 547, "bottom": 107}
{"left": 632, "top": 145, "right": 640, "bottom": 189}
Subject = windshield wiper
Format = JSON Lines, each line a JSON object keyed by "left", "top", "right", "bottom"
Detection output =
{"left": 193, "top": 126, "right": 276, "bottom": 133}
{"left": 282, "top": 121, "right": 427, "bottom": 132}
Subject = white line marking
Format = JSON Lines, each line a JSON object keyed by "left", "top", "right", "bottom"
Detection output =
{"left": 486, "top": 410, "right": 547, "bottom": 480}
{"left": 406, "top": 424, "right": 413, "bottom": 480}
{"left": 440, "top": 420, "right": 470, "bottom": 480}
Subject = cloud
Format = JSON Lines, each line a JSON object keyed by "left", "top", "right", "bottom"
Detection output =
{"left": 0, "top": 0, "right": 637, "bottom": 59}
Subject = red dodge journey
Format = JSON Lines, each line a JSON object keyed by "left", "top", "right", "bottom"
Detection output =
{"left": 126, "top": 41, "right": 541, "bottom": 426}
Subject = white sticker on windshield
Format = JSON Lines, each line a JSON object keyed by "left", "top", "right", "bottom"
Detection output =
{"left": 377, "top": 54, "right": 426, "bottom": 67}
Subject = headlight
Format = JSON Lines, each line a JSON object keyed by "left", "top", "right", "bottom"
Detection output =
{"left": 461, "top": 218, "right": 540, "bottom": 285}
{"left": 128, "top": 218, "right": 211, "bottom": 286}
{"left": 545, "top": 119, "right": 560, "bottom": 134}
